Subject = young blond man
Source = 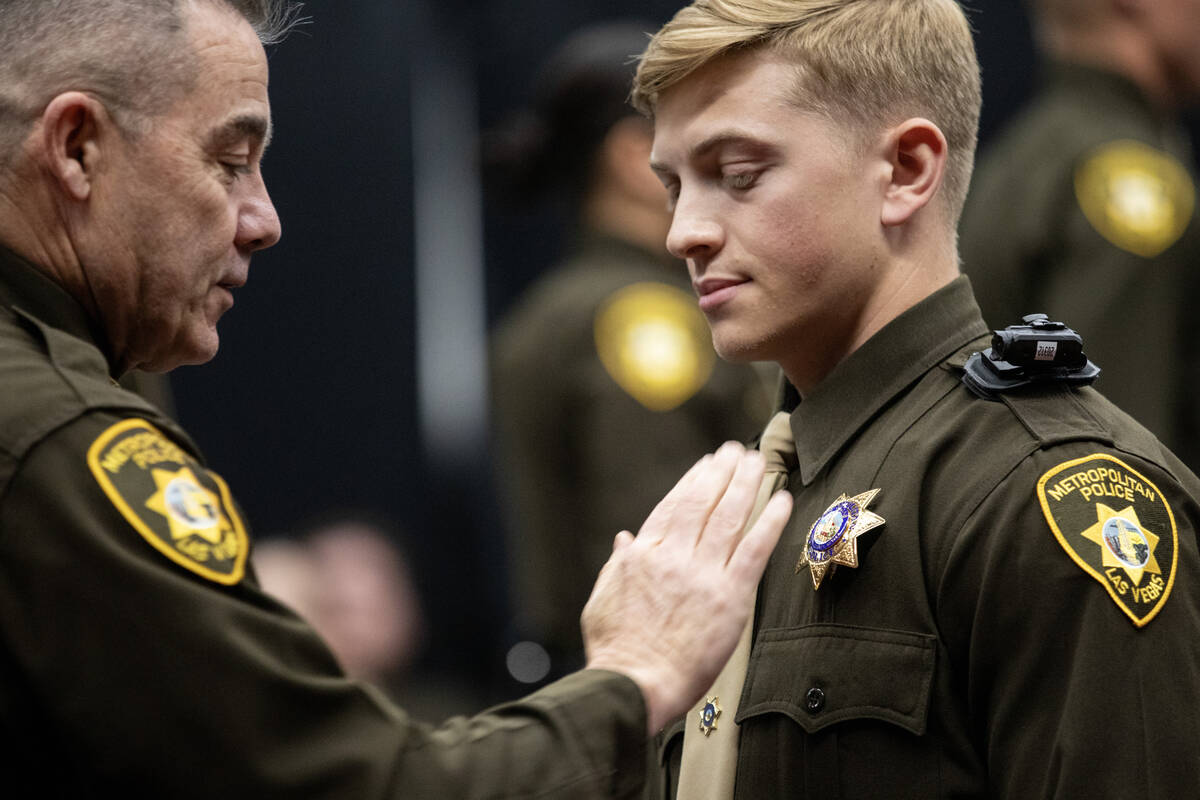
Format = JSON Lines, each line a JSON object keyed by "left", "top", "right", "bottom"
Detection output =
{"left": 635, "top": 0, "right": 1200, "bottom": 797}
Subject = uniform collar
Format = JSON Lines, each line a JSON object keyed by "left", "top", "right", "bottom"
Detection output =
{"left": 0, "top": 243, "right": 114, "bottom": 371}
{"left": 787, "top": 275, "right": 988, "bottom": 486}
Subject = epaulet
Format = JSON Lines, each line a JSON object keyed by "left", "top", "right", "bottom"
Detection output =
{"left": 593, "top": 281, "right": 715, "bottom": 411}
{"left": 10, "top": 305, "right": 157, "bottom": 414}
{"left": 1074, "top": 138, "right": 1195, "bottom": 257}
{"left": 999, "top": 385, "right": 1113, "bottom": 450}
{"left": 0, "top": 306, "right": 197, "bottom": 463}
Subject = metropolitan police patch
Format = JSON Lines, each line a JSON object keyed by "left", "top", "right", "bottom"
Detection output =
{"left": 87, "top": 418, "right": 249, "bottom": 585}
{"left": 1037, "top": 453, "right": 1177, "bottom": 626}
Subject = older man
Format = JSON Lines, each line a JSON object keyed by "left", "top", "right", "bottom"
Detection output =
{"left": 0, "top": 1, "right": 791, "bottom": 796}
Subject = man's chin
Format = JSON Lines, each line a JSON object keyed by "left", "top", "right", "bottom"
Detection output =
{"left": 138, "top": 331, "right": 220, "bottom": 373}
{"left": 711, "top": 331, "right": 766, "bottom": 364}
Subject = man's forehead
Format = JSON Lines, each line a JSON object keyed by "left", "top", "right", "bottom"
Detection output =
{"left": 649, "top": 57, "right": 800, "bottom": 167}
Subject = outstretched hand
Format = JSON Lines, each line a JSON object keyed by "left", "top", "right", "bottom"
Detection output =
{"left": 580, "top": 441, "right": 792, "bottom": 734}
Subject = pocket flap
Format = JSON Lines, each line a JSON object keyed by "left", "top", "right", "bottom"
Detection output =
{"left": 735, "top": 623, "right": 936, "bottom": 735}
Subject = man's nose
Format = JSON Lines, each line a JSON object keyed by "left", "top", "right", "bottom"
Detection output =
{"left": 665, "top": 191, "right": 723, "bottom": 262}
{"left": 238, "top": 175, "right": 282, "bottom": 252}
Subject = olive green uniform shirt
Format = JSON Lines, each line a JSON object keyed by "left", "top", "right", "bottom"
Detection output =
{"left": 652, "top": 277, "right": 1200, "bottom": 798}
{"left": 0, "top": 246, "right": 648, "bottom": 798}
{"left": 492, "top": 232, "right": 770, "bottom": 668}
{"left": 961, "top": 63, "right": 1200, "bottom": 467}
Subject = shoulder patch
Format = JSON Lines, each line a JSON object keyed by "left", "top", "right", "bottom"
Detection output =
{"left": 86, "top": 418, "right": 249, "bottom": 585}
{"left": 1037, "top": 453, "right": 1178, "bottom": 626}
{"left": 594, "top": 282, "right": 715, "bottom": 412}
{"left": 1074, "top": 139, "right": 1195, "bottom": 257}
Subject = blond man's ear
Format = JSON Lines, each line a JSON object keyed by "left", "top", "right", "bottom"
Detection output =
{"left": 880, "top": 117, "right": 948, "bottom": 228}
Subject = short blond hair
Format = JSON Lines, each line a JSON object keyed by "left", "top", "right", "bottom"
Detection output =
{"left": 632, "top": 0, "right": 982, "bottom": 221}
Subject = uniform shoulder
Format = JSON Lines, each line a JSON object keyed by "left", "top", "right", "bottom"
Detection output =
{"left": 0, "top": 307, "right": 157, "bottom": 467}
{"left": 929, "top": 366, "right": 1189, "bottom": 507}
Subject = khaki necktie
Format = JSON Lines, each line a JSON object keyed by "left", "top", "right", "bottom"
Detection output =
{"left": 676, "top": 411, "right": 796, "bottom": 799}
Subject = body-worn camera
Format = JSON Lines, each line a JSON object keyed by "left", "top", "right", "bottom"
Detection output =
{"left": 962, "top": 314, "right": 1100, "bottom": 400}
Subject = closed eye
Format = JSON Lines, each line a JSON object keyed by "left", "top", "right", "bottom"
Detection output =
{"left": 723, "top": 171, "right": 759, "bottom": 191}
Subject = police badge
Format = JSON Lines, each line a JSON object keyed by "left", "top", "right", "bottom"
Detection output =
{"left": 796, "top": 489, "right": 885, "bottom": 590}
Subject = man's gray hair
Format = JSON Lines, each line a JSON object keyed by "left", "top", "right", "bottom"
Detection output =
{"left": 0, "top": 0, "right": 302, "bottom": 170}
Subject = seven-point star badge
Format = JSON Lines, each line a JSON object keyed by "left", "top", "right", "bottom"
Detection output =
{"left": 697, "top": 696, "right": 722, "bottom": 736}
{"left": 796, "top": 489, "right": 885, "bottom": 589}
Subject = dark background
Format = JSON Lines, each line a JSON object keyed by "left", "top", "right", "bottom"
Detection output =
{"left": 170, "top": 0, "right": 1042, "bottom": 704}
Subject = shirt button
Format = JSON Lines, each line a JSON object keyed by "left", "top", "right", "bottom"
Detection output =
{"left": 805, "top": 687, "right": 825, "bottom": 714}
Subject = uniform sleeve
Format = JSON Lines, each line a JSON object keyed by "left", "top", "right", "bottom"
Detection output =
{"left": 0, "top": 411, "right": 647, "bottom": 798}
{"left": 938, "top": 443, "right": 1200, "bottom": 797}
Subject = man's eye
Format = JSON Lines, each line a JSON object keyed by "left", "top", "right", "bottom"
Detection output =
{"left": 221, "top": 161, "right": 252, "bottom": 179}
{"left": 723, "top": 172, "right": 758, "bottom": 191}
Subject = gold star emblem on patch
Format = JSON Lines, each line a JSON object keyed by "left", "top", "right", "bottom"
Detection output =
{"left": 145, "top": 466, "right": 233, "bottom": 544}
{"left": 1080, "top": 503, "right": 1162, "bottom": 587}
{"left": 795, "top": 489, "right": 885, "bottom": 590}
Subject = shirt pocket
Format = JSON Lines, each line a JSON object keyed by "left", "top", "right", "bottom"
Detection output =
{"left": 735, "top": 622, "right": 936, "bottom": 734}
{"left": 732, "top": 623, "right": 940, "bottom": 798}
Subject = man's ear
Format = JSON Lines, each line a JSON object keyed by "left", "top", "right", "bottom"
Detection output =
{"left": 38, "top": 92, "right": 109, "bottom": 202}
{"left": 880, "top": 118, "right": 948, "bottom": 227}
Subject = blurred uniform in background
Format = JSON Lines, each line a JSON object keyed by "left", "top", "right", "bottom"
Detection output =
{"left": 486, "top": 21, "right": 773, "bottom": 677}
{"left": 961, "top": 0, "right": 1200, "bottom": 466}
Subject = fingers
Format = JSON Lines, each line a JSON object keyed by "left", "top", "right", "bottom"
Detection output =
{"left": 727, "top": 489, "right": 793, "bottom": 584}
{"left": 611, "top": 530, "right": 635, "bottom": 552}
{"left": 653, "top": 441, "right": 744, "bottom": 551}
{"left": 634, "top": 452, "right": 714, "bottom": 547}
{"left": 694, "top": 447, "right": 766, "bottom": 560}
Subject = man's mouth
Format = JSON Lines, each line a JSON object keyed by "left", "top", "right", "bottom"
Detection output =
{"left": 694, "top": 277, "right": 747, "bottom": 312}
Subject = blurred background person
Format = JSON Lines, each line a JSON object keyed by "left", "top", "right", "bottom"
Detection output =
{"left": 254, "top": 515, "right": 480, "bottom": 720}
{"left": 484, "top": 20, "right": 774, "bottom": 679}
{"left": 961, "top": 0, "right": 1200, "bottom": 467}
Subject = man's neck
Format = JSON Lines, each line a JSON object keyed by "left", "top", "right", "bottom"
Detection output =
{"left": 0, "top": 183, "right": 84, "bottom": 291}
{"left": 781, "top": 245, "right": 960, "bottom": 398}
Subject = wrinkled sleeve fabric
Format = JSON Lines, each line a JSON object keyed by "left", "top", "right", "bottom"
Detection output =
{"left": 938, "top": 442, "right": 1200, "bottom": 798}
{"left": 0, "top": 411, "right": 647, "bottom": 799}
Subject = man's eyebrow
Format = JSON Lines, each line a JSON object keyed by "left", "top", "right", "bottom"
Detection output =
{"left": 650, "top": 130, "right": 777, "bottom": 174}
{"left": 206, "top": 113, "right": 273, "bottom": 152}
